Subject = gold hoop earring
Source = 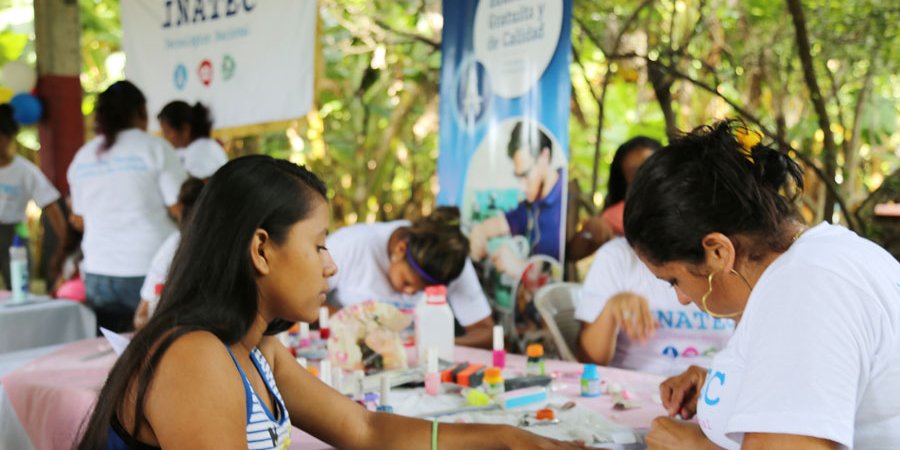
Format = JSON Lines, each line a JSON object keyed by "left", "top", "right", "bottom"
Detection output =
{"left": 701, "top": 271, "right": 743, "bottom": 319}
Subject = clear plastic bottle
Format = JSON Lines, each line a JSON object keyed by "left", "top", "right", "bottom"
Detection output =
{"left": 9, "top": 235, "right": 28, "bottom": 303}
{"left": 415, "top": 285, "right": 454, "bottom": 364}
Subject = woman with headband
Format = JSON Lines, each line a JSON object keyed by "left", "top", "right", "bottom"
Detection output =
{"left": 623, "top": 120, "right": 900, "bottom": 449}
{"left": 326, "top": 207, "right": 494, "bottom": 348}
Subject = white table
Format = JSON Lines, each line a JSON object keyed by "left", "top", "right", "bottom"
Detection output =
{"left": 0, "top": 298, "right": 96, "bottom": 353}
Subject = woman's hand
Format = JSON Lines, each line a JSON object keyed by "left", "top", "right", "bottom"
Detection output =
{"left": 646, "top": 417, "right": 715, "bottom": 450}
{"left": 602, "top": 292, "right": 656, "bottom": 343}
{"left": 659, "top": 365, "right": 708, "bottom": 419}
{"left": 502, "top": 425, "right": 589, "bottom": 449}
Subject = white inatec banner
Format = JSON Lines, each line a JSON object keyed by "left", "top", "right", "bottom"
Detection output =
{"left": 120, "top": 0, "right": 316, "bottom": 130}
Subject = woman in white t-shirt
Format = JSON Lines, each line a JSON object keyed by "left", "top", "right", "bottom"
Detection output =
{"left": 132, "top": 177, "right": 205, "bottom": 330}
{"left": 67, "top": 81, "right": 187, "bottom": 332}
{"left": 157, "top": 101, "right": 228, "bottom": 179}
{"left": 625, "top": 120, "right": 900, "bottom": 450}
{"left": 0, "top": 104, "right": 67, "bottom": 287}
{"left": 576, "top": 237, "right": 732, "bottom": 376}
{"left": 326, "top": 207, "right": 495, "bottom": 348}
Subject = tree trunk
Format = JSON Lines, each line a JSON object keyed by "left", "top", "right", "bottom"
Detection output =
{"left": 786, "top": 0, "right": 839, "bottom": 223}
{"left": 846, "top": 57, "right": 877, "bottom": 207}
{"left": 648, "top": 60, "right": 678, "bottom": 140}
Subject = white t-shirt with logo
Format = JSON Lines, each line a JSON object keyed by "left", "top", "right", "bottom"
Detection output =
{"left": 697, "top": 223, "right": 900, "bottom": 449}
{"left": 178, "top": 138, "right": 228, "bottom": 179}
{"left": 0, "top": 156, "right": 60, "bottom": 223}
{"left": 139, "top": 231, "right": 180, "bottom": 305}
{"left": 576, "top": 238, "right": 734, "bottom": 376}
{"left": 68, "top": 129, "right": 187, "bottom": 277}
{"left": 326, "top": 221, "right": 492, "bottom": 327}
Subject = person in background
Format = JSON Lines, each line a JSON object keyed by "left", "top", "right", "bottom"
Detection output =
{"left": 67, "top": 80, "right": 187, "bottom": 332}
{"left": 157, "top": 100, "right": 228, "bottom": 179}
{"left": 76, "top": 155, "right": 585, "bottom": 450}
{"left": 326, "top": 207, "right": 495, "bottom": 348}
{"left": 624, "top": 121, "right": 900, "bottom": 449}
{"left": 132, "top": 177, "right": 205, "bottom": 330}
{"left": 51, "top": 197, "right": 85, "bottom": 302}
{"left": 576, "top": 237, "right": 733, "bottom": 376}
{"left": 0, "top": 103, "right": 68, "bottom": 288}
{"left": 567, "top": 136, "right": 662, "bottom": 262}
{"left": 469, "top": 121, "right": 565, "bottom": 277}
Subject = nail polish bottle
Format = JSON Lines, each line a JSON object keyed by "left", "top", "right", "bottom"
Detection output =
{"left": 424, "top": 347, "right": 440, "bottom": 396}
{"left": 492, "top": 325, "right": 506, "bottom": 368}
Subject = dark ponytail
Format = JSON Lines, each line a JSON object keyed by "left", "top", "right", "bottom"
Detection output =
{"left": 94, "top": 81, "right": 147, "bottom": 152}
{"left": 157, "top": 100, "right": 213, "bottom": 141}
{"left": 402, "top": 207, "right": 470, "bottom": 285}
{"left": 624, "top": 119, "right": 804, "bottom": 265}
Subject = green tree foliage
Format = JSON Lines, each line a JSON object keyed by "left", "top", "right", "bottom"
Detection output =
{"left": 72, "top": 0, "right": 899, "bottom": 240}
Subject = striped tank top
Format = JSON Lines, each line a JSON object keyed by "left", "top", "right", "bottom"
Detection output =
{"left": 227, "top": 346, "right": 292, "bottom": 449}
{"left": 105, "top": 346, "right": 291, "bottom": 449}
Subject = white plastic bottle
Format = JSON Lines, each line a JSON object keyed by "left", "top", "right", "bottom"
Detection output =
{"left": 415, "top": 285, "right": 454, "bottom": 364}
{"left": 9, "top": 235, "right": 28, "bottom": 303}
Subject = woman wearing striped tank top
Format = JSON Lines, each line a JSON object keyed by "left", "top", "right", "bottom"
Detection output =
{"left": 77, "top": 156, "right": 584, "bottom": 450}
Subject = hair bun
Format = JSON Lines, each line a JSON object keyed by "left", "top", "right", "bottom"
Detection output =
{"left": 751, "top": 144, "right": 803, "bottom": 198}
{"left": 417, "top": 206, "right": 461, "bottom": 228}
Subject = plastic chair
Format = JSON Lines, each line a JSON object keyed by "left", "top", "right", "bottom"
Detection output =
{"left": 534, "top": 282, "right": 582, "bottom": 362}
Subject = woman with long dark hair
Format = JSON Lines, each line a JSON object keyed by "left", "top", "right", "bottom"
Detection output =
{"left": 77, "top": 155, "right": 584, "bottom": 450}
{"left": 625, "top": 121, "right": 900, "bottom": 449}
{"left": 67, "top": 81, "right": 187, "bottom": 331}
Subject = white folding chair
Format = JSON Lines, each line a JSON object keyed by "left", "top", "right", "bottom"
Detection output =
{"left": 534, "top": 282, "right": 582, "bottom": 362}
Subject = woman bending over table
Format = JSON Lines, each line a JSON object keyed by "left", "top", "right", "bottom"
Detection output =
{"left": 77, "top": 155, "right": 583, "bottom": 450}
{"left": 623, "top": 120, "right": 900, "bottom": 449}
{"left": 326, "top": 208, "right": 494, "bottom": 348}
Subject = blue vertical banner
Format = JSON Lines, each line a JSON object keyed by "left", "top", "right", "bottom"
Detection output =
{"left": 438, "top": 0, "right": 572, "bottom": 322}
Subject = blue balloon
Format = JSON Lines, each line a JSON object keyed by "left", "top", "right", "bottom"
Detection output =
{"left": 9, "top": 93, "right": 43, "bottom": 125}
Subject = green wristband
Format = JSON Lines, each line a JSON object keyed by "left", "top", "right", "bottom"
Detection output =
{"left": 432, "top": 419, "right": 439, "bottom": 450}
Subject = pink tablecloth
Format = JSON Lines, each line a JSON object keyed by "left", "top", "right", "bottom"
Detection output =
{"left": 1, "top": 339, "right": 666, "bottom": 449}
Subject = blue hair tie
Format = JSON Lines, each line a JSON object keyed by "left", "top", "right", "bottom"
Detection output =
{"left": 405, "top": 247, "right": 440, "bottom": 286}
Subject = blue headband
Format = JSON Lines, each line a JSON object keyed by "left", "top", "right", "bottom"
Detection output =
{"left": 405, "top": 247, "right": 440, "bottom": 286}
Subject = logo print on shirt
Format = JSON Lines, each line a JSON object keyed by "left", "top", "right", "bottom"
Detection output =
{"left": 703, "top": 370, "right": 726, "bottom": 406}
{"left": 661, "top": 346, "right": 705, "bottom": 358}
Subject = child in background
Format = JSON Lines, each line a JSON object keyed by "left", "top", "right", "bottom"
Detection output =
{"left": 132, "top": 177, "right": 205, "bottom": 330}
{"left": 52, "top": 199, "right": 85, "bottom": 302}
{"left": 0, "top": 103, "right": 68, "bottom": 287}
